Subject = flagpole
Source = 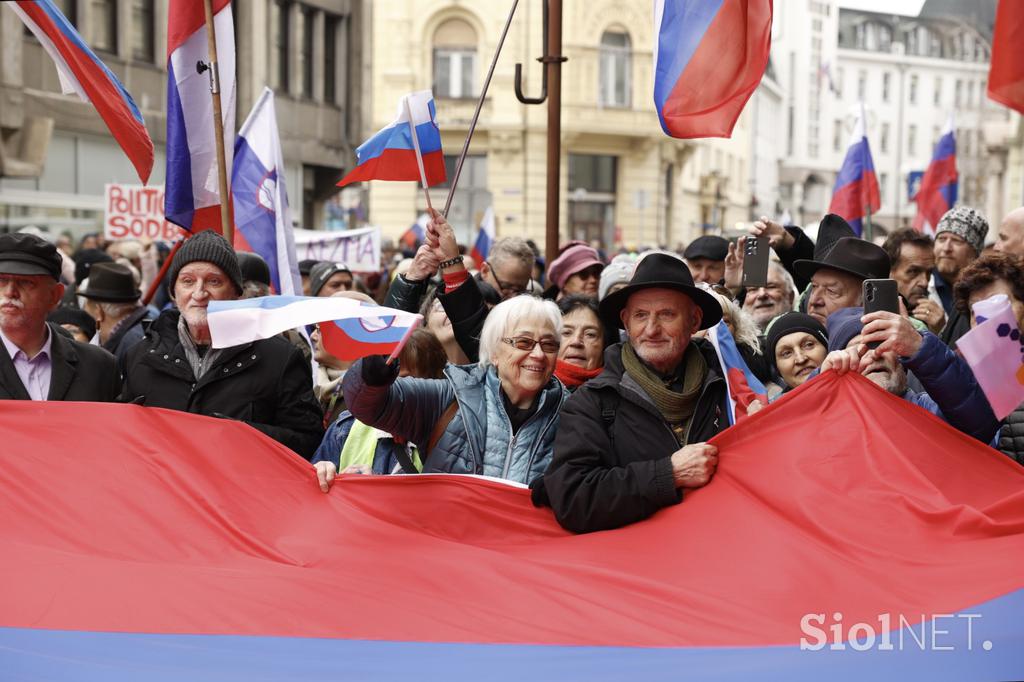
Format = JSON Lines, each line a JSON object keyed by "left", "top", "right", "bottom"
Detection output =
{"left": 404, "top": 97, "right": 435, "bottom": 213}
{"left": 864, "top": 206, "right": 873, "bottom": 242}
{"left": 202, "top": 0, "right": 233, "bottom": 247}
{"left": 441, "top": 0, "right": 520, "bottom": 219}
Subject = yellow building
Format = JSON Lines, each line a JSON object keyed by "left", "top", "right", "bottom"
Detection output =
{"left": 361, "top": 0, "right": 755, "bottom": 250}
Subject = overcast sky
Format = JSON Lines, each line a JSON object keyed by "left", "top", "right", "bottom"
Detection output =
{"left": 838, "top": 0, "right": 926, "bottom": 16}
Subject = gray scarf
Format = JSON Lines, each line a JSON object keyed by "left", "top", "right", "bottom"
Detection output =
{"left": 177, "top": 314, "right": 223, "bottom": 380}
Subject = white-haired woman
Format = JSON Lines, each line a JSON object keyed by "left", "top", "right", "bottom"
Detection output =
{"left": 317, "top": 296, "right": 569, "bottom": 490}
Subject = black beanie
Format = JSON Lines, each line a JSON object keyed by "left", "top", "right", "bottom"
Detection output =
{"left": 765, "top": 312, "right": 829, "bottom": 370}
{"left": 168, "top": 231, "right": 243, "bottom": 296}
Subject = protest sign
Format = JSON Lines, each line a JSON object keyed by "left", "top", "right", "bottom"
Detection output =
{"left": 293, "top": 227, "right": 381, "bottom": 272}
{"left": 104, "top": 184, "right": 180, "bottom": 241}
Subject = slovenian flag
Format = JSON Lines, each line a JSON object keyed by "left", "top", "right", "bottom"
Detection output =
{"left": 164, "top": 0, "right": 236, "bottom": 232}
{"left": 957, "top": 293, "right": 1024, "bottom": 420}
{"left": 207, "top": 295, "right": 422, "bottom": 361}
{"left": 231, "top": 87, "right": 301, "bottom": 296}
{"left": 337, "top": 91, "right": 446, "bottom": 187}
{"left": 707, "top": 319, "right": 768, "bottom": 424}
{"left": 9, "top": 0, "right": 153, "bottom": 183}
{"left": 913, "top": 116, "right": 957, "bottom": 235}
{"left": 828, "top": 102, "right": 881, "bottom": 236}
{"left": 653, "top": 0, "right": 773, "bottom": 139}
{"left": 2, "top": 372, "right": 1023, "bottom": 679}
{"left": 471, "top": 206, "right": 496, "bottom": 264}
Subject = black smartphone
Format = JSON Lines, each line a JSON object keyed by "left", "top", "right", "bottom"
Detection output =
{"left": 741, "top": 236, "right": 770, "bottom": 289}
{"left": 862, "top": 279, "right": 900, "bottom": 348}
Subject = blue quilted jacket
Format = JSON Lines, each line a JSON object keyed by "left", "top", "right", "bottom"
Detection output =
{"left": 343, "top": 361, "right": 568, "bottom": 484}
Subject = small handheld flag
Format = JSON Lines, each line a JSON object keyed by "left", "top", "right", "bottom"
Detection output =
{"left": 338, "top": 91, "right": 446, "bottom": 188}
{"left": 957, "top": 294, "right": 1024, "bottom": 420}
{"left": 207, "top": 296, "right": 422, "bottom": 362}
{"left": 828, "top": 103, "right": 881, "bottom": 236}
{"left": 707, "top": 319, "right": 768, "bottom": 424}
{"left": 10, "top": 0, "right": 154, "bottom": 184}
{"left": 471, "top": 207, "right": 496, "bottom": 264}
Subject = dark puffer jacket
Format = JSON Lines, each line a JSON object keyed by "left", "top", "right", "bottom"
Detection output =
{"left": 998, "top": 403, "right": 1024, "bottom": 465}
{"left": 540, "top": 340, "right": 728, "bottom": 533}
{"left": 120, "top": 311, "right": 323, "bottom": 458}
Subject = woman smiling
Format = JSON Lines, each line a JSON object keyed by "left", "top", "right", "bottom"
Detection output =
{"left": 319, "top": 296, "right": 568, "bottom": 489}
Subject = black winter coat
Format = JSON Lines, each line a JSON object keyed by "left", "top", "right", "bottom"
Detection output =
{"left": 540, "top": 339, "right": 729, "bottom": 533}
{"left": 120, "top": 311, "right": 323, "bottom": 459}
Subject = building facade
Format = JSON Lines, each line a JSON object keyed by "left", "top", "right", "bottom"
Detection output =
{"left": 773, "top": 0, "right": 1010, "bottom": 235}
{"left": 362, "top": 0, "right": 759, "bottom": 251}
{"left": 0, "top": 0, "right": 364, "bottom": 239}
{"left": 830, "top": 7, "right": 1003, "bottom": 232}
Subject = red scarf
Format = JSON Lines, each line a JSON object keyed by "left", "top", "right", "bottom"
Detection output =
{"left": 555, "top": 359, "right": 603, "bottom": 389}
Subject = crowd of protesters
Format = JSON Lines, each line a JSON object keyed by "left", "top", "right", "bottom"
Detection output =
{"left": 1, "top": 203, "right": 1022, "bottom": 533}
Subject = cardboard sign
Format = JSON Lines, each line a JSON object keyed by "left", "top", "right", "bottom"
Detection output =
{"left": 293, "top": 227, "right": 381, "bottom": 273}
{"left": 104, "top": 184, "right": 181, "bottom": 241}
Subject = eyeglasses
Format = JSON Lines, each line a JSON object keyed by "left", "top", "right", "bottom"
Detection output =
{"left": 486, "top": 261, "right": 533, "bottom": 297}
{"left": 502, "top": 336, "right": 560, "bottom": 354}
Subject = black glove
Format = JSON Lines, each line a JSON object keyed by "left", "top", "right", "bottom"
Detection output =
{"left": 361, "top": 354, "right": 399, "bottom": 386}
{"left": 528, "top": 476, "right": 550, "bottom": 508}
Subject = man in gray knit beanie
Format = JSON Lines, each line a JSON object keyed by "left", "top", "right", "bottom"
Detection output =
{"left": 120, "top": 229, "right": 324, "bottom": 458}
{"left": 930, "top": 205, "right": 989, "bottom": 346}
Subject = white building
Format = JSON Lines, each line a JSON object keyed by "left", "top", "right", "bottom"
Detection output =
{"left": 830, "top": 7, "right": 1004, "bottom": 232}
{"left": 772, "top": 0, "right": 843, "bottom": 229}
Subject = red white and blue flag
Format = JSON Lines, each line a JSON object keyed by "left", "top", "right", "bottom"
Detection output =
{"left": 653, "top": 0, "right": 773, "bottom": 139}
{"left": 9, "top": 0, "right": 153, "bottom": 183}
{"left": 1, "top": 372, "right": 1023, "bottom": 679}
{"left": 913, "top": 116, "right": 957, "bottom": 235}
{"left": 471, "top": 206, "right": 496, "bottom": 264}
{"left": 164, "top": 0, "right": 236, "bottom": 232}
{"left": 338, "top": 91, "right": 446, "bottom": 187}
{"left": 707, "top": 319, "right": 768, "bottom": 424}
{"left": 206, "top": 295, "right": 422, "bottom": 361}
{"left": 399, "top": 213, "right": 429, "bottom": 250}
{"left": 828, "top": 103, "right": 881, "bottom": 236}
{"left": 231, "top": 87, "right": 301, "bottom": 296}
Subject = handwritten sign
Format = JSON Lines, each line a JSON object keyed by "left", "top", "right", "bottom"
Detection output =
{"left": 293, "top": 227, "right": 381, "bottom": 273}
{"left": 104, "top": 184, "right": 181, "bottom": 241}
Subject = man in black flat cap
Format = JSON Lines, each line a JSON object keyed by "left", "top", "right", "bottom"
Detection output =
{"left": 79, "top": 261, "right": 149, "bottom": 368}
{"left": 0, "top": 233, "right": 119, "bottom": 401}
{"left": 793, "top": 236, "right": 890, "bottom": 326}
{"left": 538, "top": 253, "right": 728, "bottom": 533}
{"left": 683, "top": 235, "right": 729, "bottom": 285}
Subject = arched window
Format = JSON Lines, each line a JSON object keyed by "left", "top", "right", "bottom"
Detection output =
{"left": 599, "top": 30, "right": 631, "bottom": 108}
{"left": 433, "top": 18, "right": 477, "bottom": 99}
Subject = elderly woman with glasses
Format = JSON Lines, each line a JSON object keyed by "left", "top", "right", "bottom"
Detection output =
{"left": 318, "top": 296, "right": 569, "bottom": 490}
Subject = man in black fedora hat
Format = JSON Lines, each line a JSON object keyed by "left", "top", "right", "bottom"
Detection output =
{"left": 79, "top": 261, "right": 150, "bottom": 368}
{"left": 0, "top": 232, "right": 120, "bottom": 401}
{"left": 537, "top": 253, "right": 728, "bottom": 533}
{"left": 793, "top": 236, "right": 890, "bottom": 326}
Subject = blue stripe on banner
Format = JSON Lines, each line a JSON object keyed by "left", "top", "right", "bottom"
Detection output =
{"left": 355, "top": 119, "right": 442, "bottom": 164}
{"left": 164, "top": 62, "right": 196, "bottom": 231}
{"left": 2, "top": 589, "right": 1022, "bottom": 681}
{"left": 36, "top": 0, "right": 145, "bottom": 125}
{"left": 653, "top": 0, "right": 725, "bottom": 118}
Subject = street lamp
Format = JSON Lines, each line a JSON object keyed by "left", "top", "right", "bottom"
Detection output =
{"left": 892, "top": 39, "right": 908, "bottom": 228}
